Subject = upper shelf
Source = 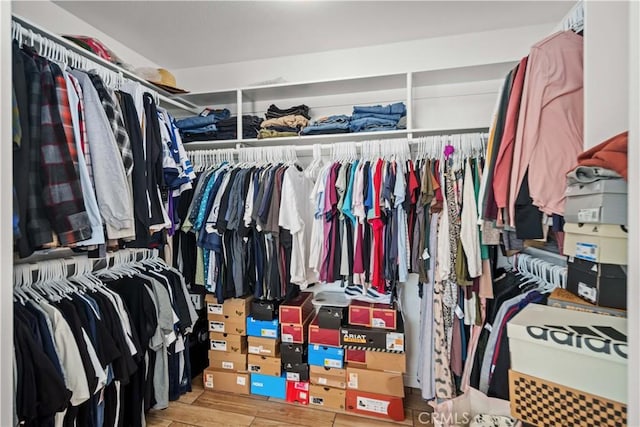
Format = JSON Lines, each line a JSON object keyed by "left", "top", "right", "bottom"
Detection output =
{"left": 180, "top": 127, "right": 489, "bottom": 151}
{"left": 177, "top": 61, "right": 516, "bottom": 108}
{"left": 12, "top": 14, "right": 200, "bottom": 115}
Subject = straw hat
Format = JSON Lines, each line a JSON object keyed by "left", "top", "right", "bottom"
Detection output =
{"left": 136, "top": 67, "right": 189, "bottom": 94}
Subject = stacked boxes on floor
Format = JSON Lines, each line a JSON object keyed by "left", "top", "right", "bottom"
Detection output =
{"left": 280, "top": 292, "right": 314, "bottom": 405}
{"left": 307, "top": 304, "right": 347, "bottom": 411}
{"left": 247, "top": 298, "right": 285, "bottom": 399}
{"left": 563, "top": 177, "right": 627, "bottom": 310}
{"left": 342, "top": 301, "right": 406, "bottom": 421}
{"left": 203, "top": 295, "right": 253, "bottom": 394}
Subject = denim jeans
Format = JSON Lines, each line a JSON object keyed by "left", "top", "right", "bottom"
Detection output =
{"left": 352, "top": 112, "right": 403, "bottom": 121}
{"left": 301, "top": 115, "right": 351, "bottom": 135}
{"left": 353, "top": 102, "right": 406, "bottom": 116}
{"left": 349, "top": 117, "right": 398, "bottom": 132}
{"left": 175, "top": 115, "right": 217, "bottom": 130}
{"left": 182, "top": 124, "right": 217, "bottom": 134}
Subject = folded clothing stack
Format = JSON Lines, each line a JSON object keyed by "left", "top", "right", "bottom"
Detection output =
{"left": 259, "top": 104, "right": 311, "bottom": 139}
{"left": 175, "top": 108, "right": 231, "bottom": 142}
{"left": 349, "top": 102, "right": 406, "bottom": 132}
{"left": 301, "top": 115, "right": 351, "bottom": 135}
{"left": 214, "top": 115, "right": 263, "bottom": 140}
{"left": 259, "top": 115, "right": 310, "bottom": 139}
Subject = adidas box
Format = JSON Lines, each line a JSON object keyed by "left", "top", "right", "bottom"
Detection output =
{"left": 507, "top": 304, "right": 627, "bottom": 403}
{"left": 281, "top": 343, "right": 307, "bottom": 365}
{"left": 563, "top": 223, "right": 627, "bottom": 265}
{"left": 246, "top": 316, "right": 279, "bottom": 339}
{"left": 308, "top": 344, "right": 344, "bottom": 369}
{"left": 251, "top": 299, "right": 281, "bottom": 321}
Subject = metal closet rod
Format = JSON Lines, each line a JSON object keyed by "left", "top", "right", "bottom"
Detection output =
{"left": 11, "top": 14, "right": 200, "bottom": 114}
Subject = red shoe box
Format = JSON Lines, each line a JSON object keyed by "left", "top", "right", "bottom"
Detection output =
{"left": 348, "top": 300, "right": 372, "bottom": 327}
{"left": 281, "top": 310, "right": 314, "bottom": 344}
{"left": 371, "top": 303, "right": 398, "bottom": 330}
{"left": 345, "top": 390, "right": 405, "bottom": 421}
{"left": 285, "top": 380, "right": 310, "bottom": 405}
{"left": 308, "top": 314, "right": 341, "bottom": 347}
{"left": 279, "top": 292, "right": 314, "bottom": 324}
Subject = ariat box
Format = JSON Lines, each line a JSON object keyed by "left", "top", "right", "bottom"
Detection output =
{"left": 208, "top": 350, "right": 247, "bottom": 372}
{"left": 208, "top": 315, "right": 247, "bottom": 335}
{"left": 348, "top": 300, "right": 372, "bottom": 327}
{"left": 250, "top": 373, "right": 286, "bottom": 399}
{"left": 283, "top": 362, "right": 310, "bottom": 382}
{"left": 309, "top": 385, "right": 346, "bottom": 410}
{"left": 247, "top": 336, "right": 280, "bottom": 356}
{"left": 567, "top": 256, "right": 627, "bottom": 310}
{"left": 247, "top": 354, "right": 282, "bottom": 377}
{"left": 509, "top": 370, "right": 626, "bottom": 427}
{"left": 563, "top": 223, "right": 627, "bottom": 265}
{"left": 209, "top": 332, "right": 247, "bottom": 354}
{"left": 310, "top": 365, "right": 347, "bottom": 389}
{"left": 309, "top": 315, "right": 341, "bottom": 347}
{"left": 345, "top": 390, "right": 405, "bottom": 421}
{"left": 371, "top": 303, "right": 398, "bottom": 330}
{"left": 564, "top": 179, "right": 627, "bottom": 226}
{"left": 251, "top": 299, "right": 281, "bottom": 321}
{"left": 206, "top": 294, "right": 253, "bottom": 319}
{"left": 246, "top": 316, "right": 279, "bottom": 338}
{"left": 317, "top": 306, "right": 347, "bottom": 329}
{"left": 281, "top": 310, "right": 314, "bottom": 344}
{"left": 281, "top": 343, "right": 307, "bottom": 365}
{"left": 346, "top": 366, "right": 404, "bottom": 397}
{"left": 285, "top": 380, "right": 310, "bottom": 405}
{"left": 308, "top": 344, "right": 344, "bottom": 369}
{"left": 340, "top": 317, "right": 405, "bottom": 352}
{"left": 345, "top": 350, "right": 406, "bottom": 373}
{"left": 279, "top": 292, "right": 314, "bottom": 325}
{"left": 203, "top": 369, "right": 250, "bottom": 394}
{"left": 507, "top": 304, "right": 627, "bottom": 403}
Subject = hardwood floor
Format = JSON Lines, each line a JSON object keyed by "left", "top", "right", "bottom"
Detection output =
{"left": 146, "top": 378, "right": 434, "bottom": 426}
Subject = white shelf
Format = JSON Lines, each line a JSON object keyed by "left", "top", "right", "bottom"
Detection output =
{"left": 12, "top": 14, "right": 200, "bottom": 115}
{"left": 181, "top": 127, "right": 489, "bottom": 151}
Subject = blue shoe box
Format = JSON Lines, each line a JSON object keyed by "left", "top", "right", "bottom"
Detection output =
{"left": 308, "top": 344, "right": 344, "bottom": 369}
{"left": 247, "top": 316, "right": 279, "bottom": 339}
{"left": 250, "top": 373, "right": 287, "bottom": 399}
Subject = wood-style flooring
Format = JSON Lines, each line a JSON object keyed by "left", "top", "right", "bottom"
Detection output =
{"left": 146, "top": 377, "right": 434, "bottom": 427}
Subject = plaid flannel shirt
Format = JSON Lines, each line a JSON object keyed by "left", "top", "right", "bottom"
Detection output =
{"left": 25, "top": 55, "right": 54, "bottom": 247}
{"left": 40, "top": 63, "right": 92, "bottom": 245}
{"left": 88, "top": 73, "right": 134, "bottom": 176}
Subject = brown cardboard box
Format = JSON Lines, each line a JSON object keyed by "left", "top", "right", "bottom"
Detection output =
{"left": 281, "top": 310, "right": 314, "bottom": 344}
{"left": 208, "top": 316, "right": 247, "bottom": 335}
{"left": 202, "top": 368, "right": 250, "bottom": 394}
{"left": 309, "top": 385, "right": 346, "bottom": 411}
{"left": 362, "top": 351, "right": 406, "bottom": 373}
{"left": 310, "top": 365, "right": 347, "bottom": 389}
{"left": 206, "top": 294, "right": 253, "bottom": 319}
{"left": 208, "top": 350, "right": 247, "bottom": 372}
{"left": 248, "top": 354, "right": 282, "bottom": 377}
{"left": 247, "top": 336, "right": 280, "bottom": 357}
{"left": 279, "top": 292, "right": 314, "bottom": 324}
{"left": 346, "top": 366, "right": 404, "bottom": 397}
{"left": 209, "top": 332, "right": 248, "bottom": 354}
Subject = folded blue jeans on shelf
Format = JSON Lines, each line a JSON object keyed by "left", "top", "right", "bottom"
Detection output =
{"left": 349, "top": 117, "right": 398, "bottom": 132}
{"left": 351, "top": 112, "right": 403, "bottom": 121}
{"left": 353, "top": 102, "right": 406, "bottom": 116}
{"left": 181, "top": 124, "right": 218, "bottom": 134}
{"left": 175, "top": 115, "right": 217, "bottom": 130}
{"left": 301, "top": 115, "right": 351, "bottom": 135}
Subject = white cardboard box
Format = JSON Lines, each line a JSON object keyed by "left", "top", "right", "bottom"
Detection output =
{"left": 563, "top": 223, "right": 627, "bottom": 265}
{"left": 507, "top": 304, "right": 627, "bottom": 403}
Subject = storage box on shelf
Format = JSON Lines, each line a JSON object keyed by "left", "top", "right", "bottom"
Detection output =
{"left": 507, "top": 304, "right": 627, "bottom": 404}
{"left": 547, "top": 288, "right": 626, "bottom": 318}
{"left": 566, "top": 256, "right": 627, "bottom": 309}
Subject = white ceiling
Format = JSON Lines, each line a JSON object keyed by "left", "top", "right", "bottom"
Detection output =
{"left": 53, "top": 1, "right": 575, "bottom": 70}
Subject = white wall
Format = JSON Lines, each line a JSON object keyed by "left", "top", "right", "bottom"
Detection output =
{"left": 0, "top": 2, "right": 13, "bottom": 425}
{"left": 174, "top": 23, "right": 555, "bottom": 93}
{"left": 12, "top": 0, "right": 160, "bottom": 70}
{"left": 584, "top": 1, "right": 630, "bottom": 148}
{"left": 626, "top": 2, "right": 639, "bottom": 425}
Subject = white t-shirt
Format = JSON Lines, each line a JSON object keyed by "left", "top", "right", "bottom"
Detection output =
{"left": 280, "top": 167, "right": 318, "bottom": 288}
